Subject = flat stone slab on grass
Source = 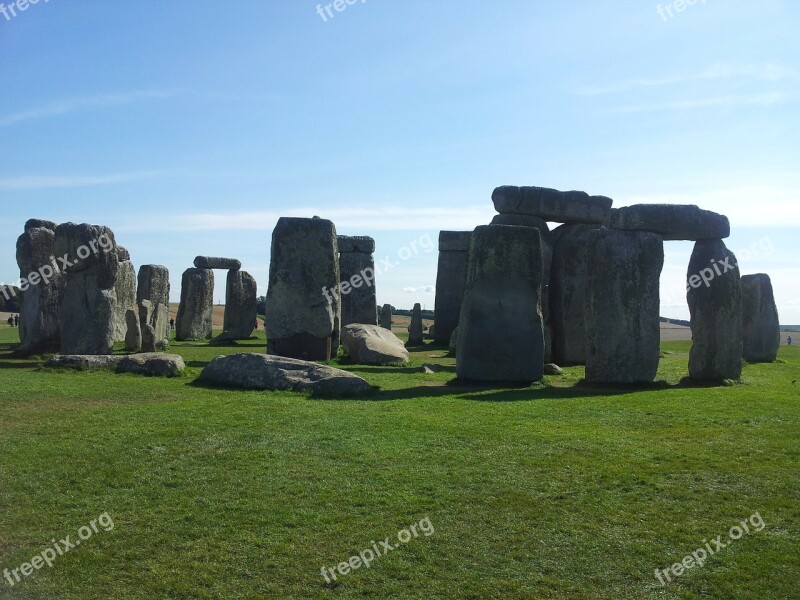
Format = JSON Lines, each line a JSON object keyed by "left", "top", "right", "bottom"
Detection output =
{"left": 46, "top": 353, "right": 185, "bottom": 377}
{"left": 342, "top": 324, "right": 409, "bottom": 365}
{"left": 607, "top": 204, "right": 730, "bottom": 241}
{"left": 492, "top": 186, "right": 613, "bottom": 224}
{"left": 198, "top": 353, "right": 372, "bottom": 397}
{"left": 193, "top": 256, "right": 242, "bottom": 270}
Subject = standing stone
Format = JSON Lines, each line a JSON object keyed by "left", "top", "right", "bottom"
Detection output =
{"left": 433, "top": 231, "right": 471, "bottom": 345}
{"left": 137, "top": 265, "right": 171, "bottom": 343}
{"left": 379, "top": 304, "right": 392, "bottom": 330}
{"left": 687, "top": 240, "right": 742, "bottom": 380}
{"left": 585, "top": 230, "right": 664, "bottom": 384}
{"left": 266, "top": 217, "right": 340, "bottom": 361}
{"left": 139, "top": 300, "right": 157, "bottom": 352}
{"left": 338, "top": 235, "right": 378, "bottom": 327}
{"left": 55, "top": 223, "right": 119, "bottom": 355}
{"left": 550, "top": 224, "right": 599, "bottom": 365}
{"left": 15, "top": 222, "right": 62, "bottom": 354}
{"left": 125, "top": 309, "right": 142, "bottom": 352}
{"left": 220, "top": 270, "right": 257, "bottom": 340}
{"left": 113, "top": 248, "right": 137, "bottom": 343}
{"left": 176, "top": 268, "right": 214, "bottom": 341}
{"left": 741, "top": 274, "right": 780, "bottom": 362}
{"left": 407, "top": 303, "right": 424, "bottom": 346}
{"left": 456, "top": 225, "right": 544, "bottom": 382}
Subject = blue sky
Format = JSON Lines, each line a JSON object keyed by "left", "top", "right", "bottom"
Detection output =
{"left": 1, "top": 0, "right": 798, "bottom": 321}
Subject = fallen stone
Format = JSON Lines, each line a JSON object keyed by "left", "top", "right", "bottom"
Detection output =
{"left": 607, "top": 204, "right": 730, "bottom": 241}
{"left": 46, "top": 353, "right": 185, "bottom": 377}
{"left": 457, "top": 225, "right": 544, "bottom": 382}
{"left": 492, "top": 186, "right": 612, "bottom": 225}
{"left": 433, "top": 231, "right": 471, "bottom": 344}
{"left": 176, "top": 268, "right": 214, "bottom": 340}
{"left": 585, "top": 229, "right": 664, "bottom": 384}
{"left": 193, "top": 256, "right": 242, "bottom": 270}
{"left": 741, "top": 274, "right": 780, "bottom": 362}
{"left": 197, "top": 353, "right": 371, "bottom": 397}
{"left": 341, "top": 324, "right": 409, "bottom": 365}
{"left": 687, "top": 240, "right": 742, "bottom": 380}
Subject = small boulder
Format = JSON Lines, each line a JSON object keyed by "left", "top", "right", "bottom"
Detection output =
{"left": 544, "top": 363, "right": 563, "bottom": 376}
{"left": 342, "top": 324, "right": 409, "bottom": 365}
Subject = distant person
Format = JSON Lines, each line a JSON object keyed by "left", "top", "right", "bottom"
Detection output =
{"left": 170, "top": 318, "right": 175, "bottom": 330}
{"left": 788, "top": 335, "right": 793, "bottom": 346}
{"left": 7, "top": 316, "right": 13, "bottom": 327}
{"left": 13, "top": 314, "right": 19, "bottom": 327}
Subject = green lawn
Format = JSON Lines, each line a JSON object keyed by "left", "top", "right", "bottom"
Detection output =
{"left": 0, "top": 326, "right": 798, "bottom": 599}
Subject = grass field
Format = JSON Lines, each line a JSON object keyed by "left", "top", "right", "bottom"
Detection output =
{"left": 0, "top": 325, "right": 798, "bottom": 599}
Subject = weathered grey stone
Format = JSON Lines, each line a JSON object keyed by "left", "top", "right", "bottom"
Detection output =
{"left": 419, "top": 363, "right": 442, "bottom": 373}
{"left": 125, "top": 309, "right": 141, "bottom": 352}
{"left": 741, "top": 274, "right": 780, "bottom": 362}
{"left": 137, "top": 265, "right": 170, "bottom": 343}
{"left": 448, "top": 327, "right": 458, "bottom": 357}
{"left": 46, "top": 353, "right": 185, "bottom": 377}
{"left": 456, "top": 225, "right": 544, "bottom": 382}
{"left": 549, "top": 224, "right": 600, "bottom": 365}
{"left": 266, "top": 217, "right": 340, "bottom": 361}
{"left": 687, "top": 240, "right": 742, "bottom": 380}
{"left": 139, "top": 300, "right": 156, "bottom": 352}
{"left": 342, "top": 324, "right": 409, "bottom": 365}
{"left": 197, "top": 353, "right": 371, "bottom": 397}
{"left": 193, "top": 256, "right": 242, "bottom": 270}
{"left": 15, "top": 224, "right": 61, "bottom": 354}
{"left": 493, "top": 186, "right": 613, "bottom": 224}
{"left": 338, "top": 235, "right": 377, "bottom": 327}
{"left": 116, "top": 246, "right": 131, "bottom": 262}
{"left": 176, "top": 268, "right": 214, "bottom": 341}
{"left": 407, "top": 303, "right": 424, "bottom": 346}
{"left": 379, "top": 304, "right": 392, "bottom": 330}
{"left": 544, "top": 363, "right": 563, "bottom": 376}
{"left": 433, "top": 231, "right": 471, "bottom": 344}
{"left": 55, "top": 223, "right": 119, "bottom": 355}
{"left": 24, "top": 218, "right": 57, "bottom": 232}
{"left": 585, "top": 230, "right": 664, "bottom": 384}
{"left": 607, "top": 204, "right": 730, "bottom": 241}
{"left": 219, "top": 270, "right": 257, "bottom": 340}
{"left": 114, "top": 259, "right": 137, "bottom": 342}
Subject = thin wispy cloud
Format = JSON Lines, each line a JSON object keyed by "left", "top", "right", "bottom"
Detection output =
{"left": 577, "top": 63, "right": 796, "bottom": 96}
{"left": 0, "top": 171, "right": 164, "bottom": 190}
{"left": 0, "top": 90, "right": 178, "bottom": 127}
{"left": 403, "top": 286, "right": 435, "bottom": 294}
{"left": 613, "top": 91, "right": 792, "bottom": 113}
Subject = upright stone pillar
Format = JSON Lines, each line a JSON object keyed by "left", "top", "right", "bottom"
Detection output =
{"left": 266, "top": 217, "right": 340, "bottom": 361}
{"left": 137, "top": 265, "right": 171, "bottom": 344}
{"left": 176, "top": 268, "right": 214, "bottom": 341}
{"left": 338, "top": 235, "right": 377, "bottom": 327}
{"left": 456, "top": 225, "right": 544, "bottom": 383}
{"left": 379, "top": 304, "right": 392, "bottom": 330}
{"left": 687, "top": 240, "right": 742, "bottom": 380}
{"left": 407, "top": 303, "right": 424, "bottom": 346}
{"left": 741, "top": 274, "right": 780, "bottom": 362}
{"left": 585, "top": 230, "right": 663, "bottom": 384}
{"left": 220, "top": 270, "right": 257, "bottom": 340}
{"left": 15, "top": 219, "right": 62, "bottom": 355}
{"left": 55, "top": 222, "right": 119, "bottom": 355}
{"left": 549, "top": 224, "right": 599, "bottom": 365}
{"left": 113, "top": 247, "right": 137, "bottom": 343}
{"left": 433, "top": 231, "right": 471, "bottom": 345}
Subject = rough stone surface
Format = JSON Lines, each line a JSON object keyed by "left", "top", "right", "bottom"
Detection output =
{"left": 448, "top": 327, "right": 458, "bottom": 357}
{"left": 687, "top": 240, "right": 742, "bottom": 380}
{"left": 125, "top": 309, "right": 142, "bottom": 352}
{"left": 433, "top": 231, "right": 471, "bottom": 344}
{"left": 24, "top": 218, "right": 58, "bottom": 232}
{"left": 176, "top": 268, "right": 214, "bottom": 341}
{"left": 139, "top": 300, "right": 157, "bottom": 352}
{"left": 493, "top": 186, "right": 612, "bottom": 224}
{"left": 549, "top": 224, "right": 600, "bottom": 365}
{"left": 741, "top": 274, "right": 780, "bottom": 362}
{"left": 55, "top": 223, "right": 119, "bottom": 355}
{"left": 15, "top": 224, "right": 61, "bottom": 354}
{"left": 114, "top": 259, "right": 137, "bottom": 342}
{"left": 544, "top": 363, "right": 563, "bottom": 376}
{"left": 137, "top": 265, "right": 170, "bottom": 343}
{"left": 46, "top": 353, "right": 185, "bottom": 377}
{"left": 456, "top": 225, "right": 544, "bottom": 382}
{"left": 219, "top": 270, "right": 257, "bottom": 340}
{"left": 342, "top": 324, "right": 409, "bottom": 365}
{"left": 193, "top": 256, "right": 242, "bottom": 270}
{"left": 198, "top": 353, "right": 371, "bottom": 397}
{"left": 585, "top": 230, "right": 664, "bottom": 384}
{"left": 338, "top": 235, "right": 378, "bottom": 327}
{"left": 379, "top": 304, "right": 392, "bottom": 330}
{"left": 116, "top": 246, "right": 131, "bottom": 262}
{"left": 266, "top": 217, "right": 340, "bottom": 361}
{"left": 607, "top": 204, "right": 730, "bottom": 241}
{"left": 406, "top": 303, "right": 425, "bottom": 346}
